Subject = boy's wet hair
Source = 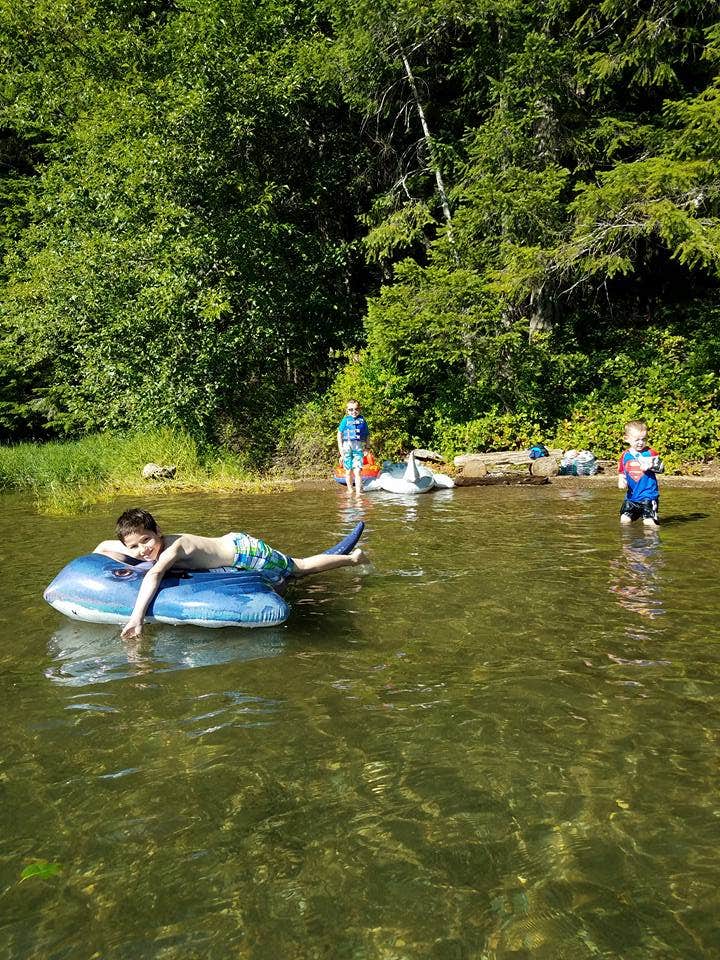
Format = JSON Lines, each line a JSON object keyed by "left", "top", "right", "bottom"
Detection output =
{"left": 116, "top": 507, "right": 159, "bottom": 543}
{"left": 624, "top": 419, "right": 648, "bottom": 436}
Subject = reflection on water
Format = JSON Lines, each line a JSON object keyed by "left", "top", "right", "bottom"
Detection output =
{"left": 46, "top": 621, "right": 288, "bottom": 686}
{"left": 336, "top": 485, "right": 456, "bottom": 525}
{"left": 609, "top": 527, "right": 665, "bottom": 622}
{"left": 2, "top": 486, "right": 720, "bottom": 959}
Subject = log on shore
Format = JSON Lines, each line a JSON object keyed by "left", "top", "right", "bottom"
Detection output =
{"left": 454, "top": 449, "right": 562, "bottom": 468}
{"left": 411, "top": 447, "right": 445, "bottom": 464}
{"left": 454, "top": 474, "right": 550, "bottom": 487}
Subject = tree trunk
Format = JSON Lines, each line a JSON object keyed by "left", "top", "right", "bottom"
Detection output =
{"left": 395, "top": 34, "right": 453, "bottom": 240}
{"left": 528, "top": 283, "right": 555, "bottom": 339}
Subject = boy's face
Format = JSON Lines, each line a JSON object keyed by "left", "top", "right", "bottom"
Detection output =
{"left": 625, "top": 428, "right": 648, "bottom": 453}
{"left": 346, "top": 403, "right": 360, "bottom": 416}
{"left": 121, "top": 526, "right": 164, "bottom": 562}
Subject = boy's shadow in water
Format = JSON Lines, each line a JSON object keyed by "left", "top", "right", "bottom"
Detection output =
{"left": 659, "top": 512, "right": 709, "bottom": 525}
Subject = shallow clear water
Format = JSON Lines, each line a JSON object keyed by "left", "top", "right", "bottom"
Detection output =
{"left": 1, "top": 484, "right": 719, "bottom": 958}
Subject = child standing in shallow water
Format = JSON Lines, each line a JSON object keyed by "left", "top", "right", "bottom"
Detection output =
{"left": 337, "top": 399, "right": 369, "bottom": 496}
{"left": 617, "top": 420, "right": 664, "bottom": 525}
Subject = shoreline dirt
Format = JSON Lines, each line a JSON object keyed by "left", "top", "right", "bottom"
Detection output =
{"left": 39, "top": 459, "right": 720, "bottom": 504}
{"left": 286, "top": 472, "right": 720, "bottom": 491}
{"left": 285, "top": 454, "right": 720, "bottom": 491}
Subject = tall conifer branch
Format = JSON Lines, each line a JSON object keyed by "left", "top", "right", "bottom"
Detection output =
{"left": 394, "top": 28, "right": 454, "bottom": 245}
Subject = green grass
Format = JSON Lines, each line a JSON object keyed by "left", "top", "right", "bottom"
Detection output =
{"left": 0, "top": 429, "right": 291, "bottom": 514}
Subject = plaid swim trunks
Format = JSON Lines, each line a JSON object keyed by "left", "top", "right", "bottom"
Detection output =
{"left": 231, "top": 533, "right": 296, "bottom": 576}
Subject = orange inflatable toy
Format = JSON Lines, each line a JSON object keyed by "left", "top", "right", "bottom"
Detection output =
{"left": 333, "top": 451, "right": 380, "bottom": 486}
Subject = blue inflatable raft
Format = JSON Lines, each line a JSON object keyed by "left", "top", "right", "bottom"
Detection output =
{"left": 44, "top": 522, "right": 364, "bottom": 629}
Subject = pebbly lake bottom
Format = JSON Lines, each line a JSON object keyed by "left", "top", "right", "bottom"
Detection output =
{"left": 0, "top": 483, "right": 718, "bottom": 959}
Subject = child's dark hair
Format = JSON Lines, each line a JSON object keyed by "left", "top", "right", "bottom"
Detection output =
{"left": 116, "top": 507, "right": 159, "bottom": 543}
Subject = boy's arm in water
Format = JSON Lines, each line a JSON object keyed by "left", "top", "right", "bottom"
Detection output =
{"left": 120, "top": 537, "right": 190, "bottom": 640}
{"left": 119, "top": 533, "right": 234, "bottom": 639}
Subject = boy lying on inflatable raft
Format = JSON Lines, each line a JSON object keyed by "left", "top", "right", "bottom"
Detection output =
{"left": 61, "top": 508, "right": 366, "bottom": 638}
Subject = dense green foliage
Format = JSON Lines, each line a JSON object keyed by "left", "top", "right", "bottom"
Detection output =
{"left": 2, "top": 0, "right": 719, "bottom": 466}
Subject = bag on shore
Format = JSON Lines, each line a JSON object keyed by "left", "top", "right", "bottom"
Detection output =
{"left": 559, "top": 449, "right": 598, "bottom": 476}
{"left": 528, "top": 443, "right": 549, "bottom": 459}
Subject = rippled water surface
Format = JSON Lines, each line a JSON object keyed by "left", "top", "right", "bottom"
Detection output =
{"left": 1, "top": 484, "right": 719, "bottom": 959}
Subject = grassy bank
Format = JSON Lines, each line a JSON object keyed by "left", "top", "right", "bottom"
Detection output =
{"left": 0, "top": 429, "right": 310, "bottom": 514}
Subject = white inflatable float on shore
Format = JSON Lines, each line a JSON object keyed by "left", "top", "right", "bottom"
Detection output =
{"left": 366, "top": 452, "right": 454, "bottom": 494}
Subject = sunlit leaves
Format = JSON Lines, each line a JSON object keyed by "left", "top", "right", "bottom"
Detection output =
{"left": 558, "top": 158, "right": 720, "bottom": 280}
{"left": 0, "top": 0, "right": 372, "bottom": 444}
{"left": 362, "top": 200, "right": 435, "bottom": 262}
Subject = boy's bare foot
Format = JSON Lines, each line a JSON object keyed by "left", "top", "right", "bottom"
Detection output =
{"left": 350, "top": 548, "right": 368, "bottom": 565}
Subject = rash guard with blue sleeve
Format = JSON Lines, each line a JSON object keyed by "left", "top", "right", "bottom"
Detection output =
{"left": 618, "top": 448, "right": 663, "bottom": 501}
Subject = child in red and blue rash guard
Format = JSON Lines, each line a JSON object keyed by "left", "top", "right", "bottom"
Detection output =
{"left": 617, "top": 420, "right": 664, "bottom": 525}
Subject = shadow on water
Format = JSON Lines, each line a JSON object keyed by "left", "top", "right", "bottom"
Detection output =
{"left": 659, "top": 511, "right": 710, "bottom": 524}
{"left": 45, "top": 620, "right": 288, "bottom": 686}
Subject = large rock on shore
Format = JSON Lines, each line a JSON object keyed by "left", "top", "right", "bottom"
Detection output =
{"left": 459, "top": 460, "right": 488, "bottom": 478}
{"left": 142, "top": 463, "right": 177, "bottom": 480}
{"left": 530, "top": 457, "right": 559, "bottom": 477}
